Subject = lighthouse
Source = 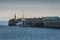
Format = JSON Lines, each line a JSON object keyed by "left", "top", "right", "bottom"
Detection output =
{"left": 14, "top": 13, "right": 17, "bottom": 20}
{"left": 14, "top": 13, "right": 17, "bottom": 26}
{"left": 14, "top": 13, "right": 18, "bottom": 21}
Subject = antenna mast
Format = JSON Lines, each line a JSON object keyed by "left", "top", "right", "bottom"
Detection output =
{"left": 22, "top": 11, "right": 25, "bottom": 27}
{"left": 15, "top": 13, "right": 16, "bottom": 20}
{"left": 22, "top": 11, "right": 25, "bottom": 21}
{"left": 23, "top": 12, "right": 24, "bottom": 19}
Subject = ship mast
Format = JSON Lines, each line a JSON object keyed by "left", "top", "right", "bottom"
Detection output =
{"left": 22, "top": 12, "right": 25, "bottom": 21}
{"left": 22, "top": 12, "right": 25, "bottom": 26}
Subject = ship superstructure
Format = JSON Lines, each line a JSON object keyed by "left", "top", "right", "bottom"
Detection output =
{"left": 8, "top": 13, "right": 60, "bottom": 28}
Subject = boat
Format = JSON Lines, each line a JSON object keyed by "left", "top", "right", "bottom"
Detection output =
{"left": 8, "top": 13, "right": 60, "bottom": 28}
{"left": 16, "top": 20, "right": 24, "bottom": 27}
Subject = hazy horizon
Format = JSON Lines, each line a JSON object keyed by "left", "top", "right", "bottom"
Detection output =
{"left": 0, "top": 0, "right": 60, "bottom": 21}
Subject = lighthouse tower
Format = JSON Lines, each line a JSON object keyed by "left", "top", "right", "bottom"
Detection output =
{"left": 14, "top": 13, "right": 17, "bottom": 20}
{"left": 14, "top": 13, "right": 17, "bottom": 25}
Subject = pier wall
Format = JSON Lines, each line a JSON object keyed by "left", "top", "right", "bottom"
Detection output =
{"left": 8, "top": 17, "right": 60, "bottom": 28}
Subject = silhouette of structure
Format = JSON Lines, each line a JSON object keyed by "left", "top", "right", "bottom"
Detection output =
{"left": 8, "top": 13, "right": 60, "bottom": 28}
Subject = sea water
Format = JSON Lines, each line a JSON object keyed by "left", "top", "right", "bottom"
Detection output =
{"left": 0, "top": 21, "right": 8, "bottom": 25}
{"left": 0, "top": 21, "right": 60, "bottom": 40}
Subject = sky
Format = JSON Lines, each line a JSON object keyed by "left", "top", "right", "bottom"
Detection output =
{"left": 0, "top": 0, "right": 60, "bottom": 21}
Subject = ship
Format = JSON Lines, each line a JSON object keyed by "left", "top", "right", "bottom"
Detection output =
{"left": 8, "top": 13, "right": 60, "bottom": 28}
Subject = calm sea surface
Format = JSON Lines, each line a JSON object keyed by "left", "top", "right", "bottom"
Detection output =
{"left": 0, "top": 21, "right": 8, "bottom": 25}
{"left": 0, "top": 21, "right": 60, "bottom": 40}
